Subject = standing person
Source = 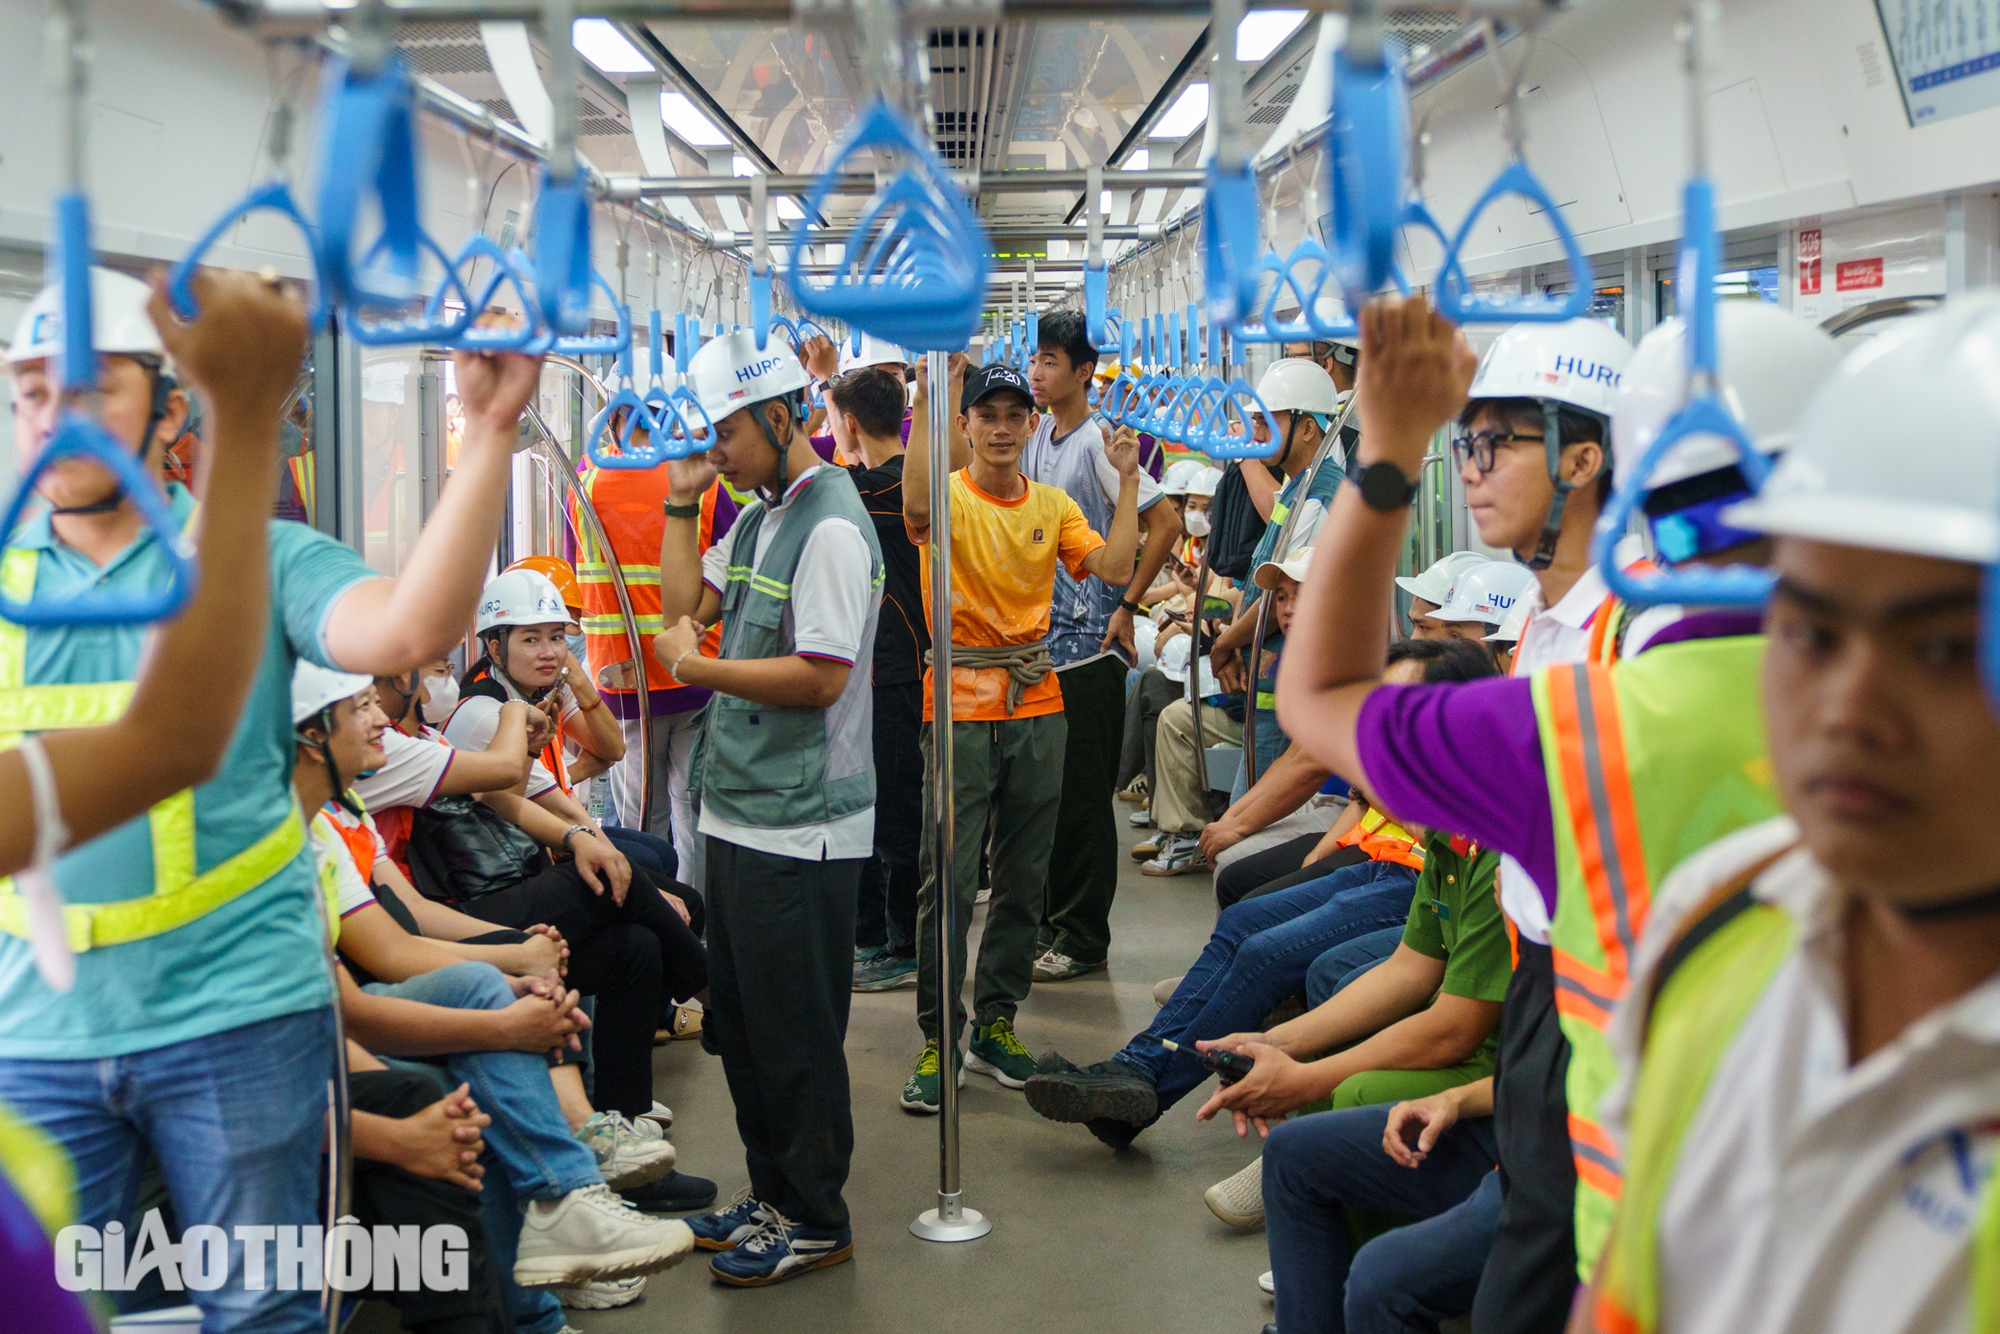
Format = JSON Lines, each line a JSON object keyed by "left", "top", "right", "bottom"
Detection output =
{"left": 0, "top": 266, "right": 540, "bottom": 1332}
{"left": 650, "top": 329, "right": 883, "bottom": 1286}
{"left": 828, "top": 364, "right": 932, "bottom": 994}
{"left": 898, "top": 359, "right": 1140, "bottom": 1112}
{"left": 1023, "top": 309, "right": 1179, "bottom": 981}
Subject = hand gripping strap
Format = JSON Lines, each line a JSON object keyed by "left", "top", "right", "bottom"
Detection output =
{"left": 170, "top": 182, "right": 325, "bottom": 330}
{"left": 1193, "top": 378, "right": 1282, "bottom": 461}
{"left": 1436, "top": 161, "right": 1593, "bottom": 324}
{"left": 1329, "top": 49, "right": 1411, "bottom": 307}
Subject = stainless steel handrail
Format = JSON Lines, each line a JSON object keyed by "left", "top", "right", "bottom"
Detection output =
{"left": 1818, "top": 295, "right": 1942, "bottom": 338}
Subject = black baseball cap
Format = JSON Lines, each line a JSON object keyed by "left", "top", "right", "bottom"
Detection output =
{"left": 961, "top": 363, "right": 1034, "bottom": 412}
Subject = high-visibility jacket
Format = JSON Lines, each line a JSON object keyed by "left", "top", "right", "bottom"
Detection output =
{"left": 570, "top": 468, "right": 732, "bottom": 704}
{"left": 1334, "top": 805, "right": 1427, "bottom": 871}
{"left": 1584, "top": 558, "right": 1660, "bottom": 667}
{"left": 1530, "top": 634, "right": 1778, "bottom": 1278}
{"left": 0, "top": 549, "right": 306, "bottom": 953}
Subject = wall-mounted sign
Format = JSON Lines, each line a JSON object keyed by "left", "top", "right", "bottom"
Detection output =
{"left": 1874, "top": 1, "right": 2000, "bottom": 126}
{"left": 1790, "top": 202, "right": 1945, "bottom": 321}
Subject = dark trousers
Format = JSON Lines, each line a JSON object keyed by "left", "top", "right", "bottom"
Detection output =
{"left": 601, "top": 826, "right": 705, "bottom": 934}
{"left": 858, "top": 680, "right": 923, "bottom": 958}
{"left": 349, "top": 1067, "right": 516, "bottom": 1334}
{"left": 705, "top": 835, "right": 861, "bottom": 1229}
{"left": 1266, "top": 1103, "right": 1502, "bottom": 1334}
{"left": 1042, "top": 654, "right": 1126, "bottom": 962}
{"left": 1215, "top": 835, "right": 1368, "bottom": 910}
{"left": 1117, "top": 666, "right": 1183, "bottom": 793}
{"left": 465, "top": 861, "right": 707, "bottom": 1115}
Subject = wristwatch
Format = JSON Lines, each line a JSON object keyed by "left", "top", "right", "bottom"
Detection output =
{"left": 1117, "top": 597, "right": 1142, "bottom": 614}
{"left": 560, "top": 824, "right": 592, "bottom": 854}
{"left": 1348, "top": 460, "right": 1420, "bottom": 512}
{"left": 663, "top": 499, "right": 702, "bottom": 519}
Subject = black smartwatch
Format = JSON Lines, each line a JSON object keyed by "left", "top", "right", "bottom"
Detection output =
{"left": 1118, "top": 597, "right": 1143, "bottom": 614}
{"left": 1348, "top": 461, "right": 1420, "bottom": 512}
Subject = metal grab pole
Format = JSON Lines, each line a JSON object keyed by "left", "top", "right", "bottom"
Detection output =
{"left": 1240, "top": 388, "right": 1361, "bottom": 785}
{"left": 912, "top": 349, "right": 991, "bottom": 1243}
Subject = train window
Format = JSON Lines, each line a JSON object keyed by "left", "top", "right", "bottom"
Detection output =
{"left": 1656, "top": 266, "right": 1780, "bottom": 322}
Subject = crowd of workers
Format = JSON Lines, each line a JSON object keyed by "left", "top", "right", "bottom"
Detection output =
{"left": 3, "top": 251, "right": 2000, "bottom": 1334}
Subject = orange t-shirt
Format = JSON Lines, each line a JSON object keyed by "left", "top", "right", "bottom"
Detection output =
{"left": 911, "top": 470, "right": 1103, "bottom": 723}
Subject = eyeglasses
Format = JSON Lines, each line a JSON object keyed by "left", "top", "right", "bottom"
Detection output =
{"left": 1451, "top": 428, "right": 1546, "bottom": 475}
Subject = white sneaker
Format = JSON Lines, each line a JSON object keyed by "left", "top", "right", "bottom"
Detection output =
{"left": 1258, "top": 1270, "right": 1274, "bottom": 1296}
{"left": 579, "top": 1112, "right": 676, "bottom": 1187}
{"left": 515, "top": 1183, "right": 695, "bottom": 1287}
{"left": 640, "top": 1099, "right": 674, "bottom": 1131}
{"left": 1204, "top": 1156, "right": 1264, "bottom": 1229}
{"left": 559, "top": 1275, "right": 647, "bottom": 1309}
{"left": 1128, "top": 807, "right": 1155, "bottom": 827}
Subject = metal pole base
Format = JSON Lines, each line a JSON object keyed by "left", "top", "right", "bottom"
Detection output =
{"left": 910, "top": 1198, "right": 992, "bottom": 1243}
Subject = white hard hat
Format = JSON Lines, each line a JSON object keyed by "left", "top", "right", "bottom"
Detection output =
{"left": 1466, "top": 319, "right": 1633, "bottom": 422}
{"left": 1133, "top": 616, "right": 1162, "bottom": 672}
{"left": 1395, "top": 550, "right": 1487, "bottom": 608}
{"left": 1157, "top": 631, "right": 1222, "bottom": 696}
{"left": 1255, "top": 358, "right": 1340, "bottom": 417}
{"left": 1186, "top": 466, "right": 1223, "bottom": 499}
{"left": 1253, "top": 545, "right": 1315, "bottom": 591}
{"left": 476, "top": 568, "right": 574, "bottom": 634}
{"left": 7, "top": 266, "right": 167, "bottom": 367}
{"left": 840, "top": 333, "right": 911, "bottom": 374}
{"left": 1162, "top": 459, "right": 1203, "bottom": 495}
{"left": 292, "top": 660, "right": 375, "bottom": 727}
{"left": 1431, "top": 560, "right": 1538, "bottom": 626}
{"left": 1725, "top": 294, "right": 2000, "bottom": 565}
{"left": 1485, "top": 596, "right": 1532, "bottom": 644}
{"left": 1612, "top": 303, "right": 1841, "bottom": 493}
{"left": 687, "top": 327, "right": 813, "bottom": 427}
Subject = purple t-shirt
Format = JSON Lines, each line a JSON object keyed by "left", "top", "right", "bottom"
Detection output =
{"left": 1354, "top": 611, "right": 1762, "bottom": 916}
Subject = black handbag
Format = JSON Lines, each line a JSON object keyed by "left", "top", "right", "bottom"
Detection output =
{"left": 1206, "top": 461, "right": 1269, "bottom": 580}
{"left": 405, "top": 796, "right": 549, "bottom": 904}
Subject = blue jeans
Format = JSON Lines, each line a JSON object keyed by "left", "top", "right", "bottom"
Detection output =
{"left": 1265, "top": 1104, "right": 1501, "bottom": 1334}
{"left": 0, "top": 1007, "right": 336, "bottom": 1333}
{"left": 1307, "top": 926, "right": 1405, "bottom": 1008}
{"left": 1114, "top": 859, "right": 1419, "bottom": 1114}
{"left": 362, "top": 962, "right": 599, "bottom": 1201}
{"left": 1230, "top": 706, "right": 1292, "bottom": 804}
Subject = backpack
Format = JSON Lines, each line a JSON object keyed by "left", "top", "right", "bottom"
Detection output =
{"left": 405, "top": 796, "right": 549, "bottom": 904}
{"left": 1206, "top": 461, "right": 1268, "bottom": 581}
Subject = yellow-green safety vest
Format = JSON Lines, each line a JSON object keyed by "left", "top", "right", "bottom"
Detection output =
{"left": 1530, "top": 635, "right": 1779, "bottom": 1277}
{"left": 0, "top": 547, "right": 305, "bottom": 953}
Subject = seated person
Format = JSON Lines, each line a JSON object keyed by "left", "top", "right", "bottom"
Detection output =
{"left": 291, "top": 662, "right": 697, "bottom": 1300}
{"left": 1206, "top": 637, "right": 1498, "bottom": 909}
{"left": 1028, "top": 642, "right": 1497, "bottom": 1148}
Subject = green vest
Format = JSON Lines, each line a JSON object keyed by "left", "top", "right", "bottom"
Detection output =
{"left": 693, "top": 467, "right": 884, "bottom": 831}
{"left": 1530, "top": 634, "right": 1779, "bottom": 1277}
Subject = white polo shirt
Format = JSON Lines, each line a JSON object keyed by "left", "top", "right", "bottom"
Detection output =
{"left": 1603, "top": 815, "right": 2000, "bottom": 1334}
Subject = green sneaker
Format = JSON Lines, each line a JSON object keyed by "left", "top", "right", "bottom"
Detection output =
{"left": 965, "top": 1017, "right": 1036, "bottom": 1089}
{"left": 899, "top": 1041, "right": 964, "bottom": 1115}
{"left": 853, "top": 953, "right": 918, "bottom": 992}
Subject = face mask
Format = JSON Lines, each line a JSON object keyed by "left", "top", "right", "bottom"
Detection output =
{"left": 421, "top": 673, "right": 460, "bottom": 723}
{"left": 1184, "top": 510, "right": 1212, "bottom": 538}
{"left": 566, "top": 632, "right": 587, "bottom": 664}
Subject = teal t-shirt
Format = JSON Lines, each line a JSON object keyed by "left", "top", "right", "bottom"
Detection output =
{"left": 0, "top": 485, "right": 377, "bottom": 1058}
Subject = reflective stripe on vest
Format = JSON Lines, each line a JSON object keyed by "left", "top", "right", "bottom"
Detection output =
{"left": 1335, "top": 807, "right": 1427, "bottom": 871}
{"left": 1532, "top": 635, "right": 1778, "bottom": 1279}
{"left": 0, "top": 547, "right": 306, "bottom": 952}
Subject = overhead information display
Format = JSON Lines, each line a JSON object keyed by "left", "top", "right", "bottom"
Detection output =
{"left": 1874, "top": 0, "right": 2000, "bottom": 126}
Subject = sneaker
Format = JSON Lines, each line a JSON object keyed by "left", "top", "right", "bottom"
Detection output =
{"left": 1033, "top": 949, "right": 1108, "bottom": 982}
{"left": 1153, "top": 976, "right": 1184, "bottom": 1006}
{"left": 620, "top": 1170, "right": 720, "bottom": 1213}
{"left": 1128, "top": 807, "right": 1155, "bottom": 828}
{"left": 899, "top": 1040, "right": 964, "bottom": 1114}
{"left": 1204, "top": 1157, "right": 1265, "bottom": 1229}
{"left": 514, "top": 1183, "right": 695, "bottom": 1287}
{"left": 854, "top": 943, "right": 890, "bottom": 967}
{"left": 1130, "top": 832, "right": 1165, "bottom": 860}
{"left": 579, "top": 1112, "right": 676, "bottom": 1189}
{"left": 965, "top": 1017, "right": 1036, "bottom": 1088}
{"left": 688, "top": 1190, "right": 769, "bottom": 1252}
{"left": 639, "top": 1100, "right": 674, "bottom": 1132}
{"left": 1116, "top": 776, "right": 1149, "bottom": 804}
{"left": 559, "top": 1275, "right": 646, "bottom": 1309}
{"left": 1024, "top": 1053, "right": 1159, "bottom": 1127}
{"left": 1142, "top": 835, "right": 1209, "bottom": 877}
{"left": 1258, "top": 1270, "right": 1275, "bottom": 1296}
{"left": 853, "top": 952, "right": 919, "bottom": 992}
{"left": 708, "top": 1211, "right": 853, "bottom": 1287}
{"left": 974, "top": 887, "right": 992, "bottom": 905}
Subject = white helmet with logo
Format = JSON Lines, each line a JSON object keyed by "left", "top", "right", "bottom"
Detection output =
{"left": 1466, "top": 319, "right": 1632, "bottom": 421}
{"left": 476, "top": 569, "right": 574, "bottom": 634}
{"left": 292, "top": 661, "right": 375, "bottom": 727}
{"left": 1255, "top": 358, "right": 1340, "bottom": 417}
{"left": 687, "top": 327, "right": 813, "bottom": 427}
{"left": 7, "top": 266, "right": 168, "bottom": 368}
{"left": 1726, "top": 294, "right": 2000, "bottom": 564}
{"left": 1395, "top": 550, "right": 1488, "bottom": 608}
{"left": 840, "top": 333, "right": 912, "bottom": 374}
{"left": 1430, "top": 560, "right": 1538, "bottom": 626}
{"left": 1613, "top": 302, "right": 1841, "bottom": 494}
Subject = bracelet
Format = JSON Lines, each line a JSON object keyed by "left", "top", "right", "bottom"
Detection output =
{"left": 1118, "top": 598, "right": 1142, "bottom": 614}
{"left": 576, "top": 693, "right": 603, "bottom": 713}
{"left": 663, "top": 499, "right": 702, "bottom": 519}
{"left": 669, "top": 649, "right": 697, "bottom": 684}
{"left": 559, "top": 824, "right": 591, "bottom": 854}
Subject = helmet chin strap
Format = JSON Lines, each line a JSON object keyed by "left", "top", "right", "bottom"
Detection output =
{"left": 50, "top": 370, "right": 174, "bottom": 517}
{"left": 1520, "top": 400, "right": 1571, "bottom": 573}
{"left": 302, "top": 711, "right": 364, "bottom": 819}
{"left": 1894, "top": 881, "right": 2000, "bottom": 922}
{"left": 754, "top": 395, "right": 799, "bottom": 502}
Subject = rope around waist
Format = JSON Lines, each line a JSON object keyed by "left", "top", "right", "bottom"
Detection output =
{"left": 924, "top": 642, "right": 1055, "bottom": 716}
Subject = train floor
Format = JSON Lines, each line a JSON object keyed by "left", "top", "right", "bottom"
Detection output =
{"left": 359, "top": 820, "right": 1275, "bottom": 1334}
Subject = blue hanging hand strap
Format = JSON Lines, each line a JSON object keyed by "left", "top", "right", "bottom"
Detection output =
{"left": 1435, "top": 160, "right": 1593, "bottom": 324}
{"left": 667, "top": 383, "right": 715, "bottom": 457}
{"left": 533, "top": 172, "right": 595, "bottom": 337}
{"left": 550, "top": 273, "right": 632, "bottom": 356}
{"left": 348, "top": 228, "right": 478, "bottom": 346}
{"left": 1192, "top": 377, "right": 1282, "bottom": 461}
{"left": 1328, "top": 48, "right": 1410, "bottom": 308}
{"left": 675, "top": 312, "right": 692, "bottom": 375}
{"left": 647, "top": 310, "right": 667, "bottom": 387}
{"left": 442, "top": 237, "right": 545, "bottom": 352}
{"left": 585, "top": 338, "right": 665, "bottom": 472}
{"left": 751, "top": 270, "right": 773, "bottom": 352}
{"left": 2, "top": 195, "right": 196, "bottom": 627}
{"left": 313, "top": 54, "right": 424, "bottom": 314}
{"left": 1204, "top": 161, "right": 1263, "bottom": 326}
{"left": 171, "top": 182, "right": 325, "bottom": 329}
{"left": 1084, "top": 262, "right": 1114, "bottom": 349}
{"left": 1593, "top": 175, "right": 1772, "bottom": 608}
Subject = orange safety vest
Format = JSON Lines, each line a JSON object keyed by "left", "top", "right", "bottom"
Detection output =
{"left": 1584, "top": 558, "right": 1660, "bottom": 666}
{"left": 1334, "top": 806, "right": 1427, "bottom": 871}
{"left": 322, "top": 803, "right": 377, "bottom": 885}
